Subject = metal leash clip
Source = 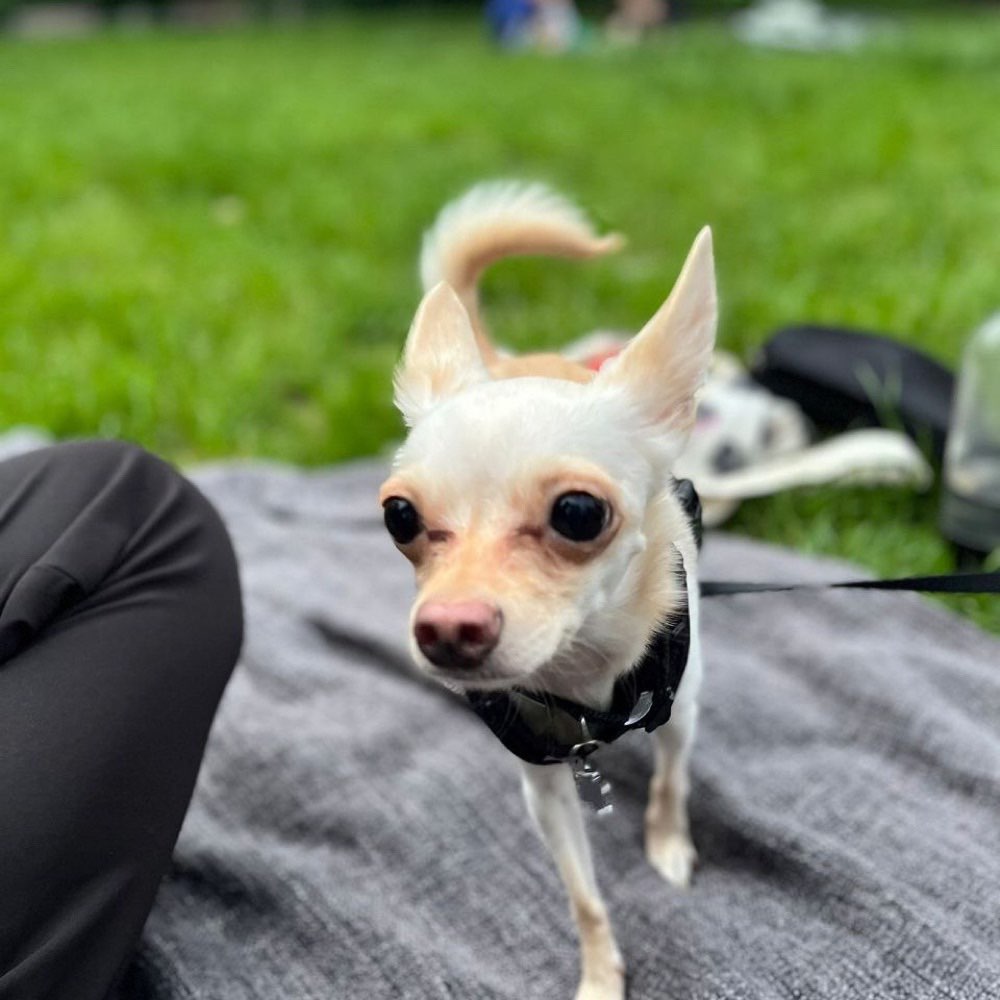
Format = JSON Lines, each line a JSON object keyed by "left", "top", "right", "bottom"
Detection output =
{"left": 571, "top": 720, "right": 613, "bottom": 817}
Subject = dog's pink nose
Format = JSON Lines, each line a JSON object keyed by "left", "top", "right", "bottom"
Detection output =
{"left": 414, "top": 600, "right": 502, "bottom": 670}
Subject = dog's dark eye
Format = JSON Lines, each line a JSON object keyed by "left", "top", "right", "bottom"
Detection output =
{"left": 383, "top": 497, "right": 421, "bottom": 544}
{"left": 550, "top": 492, "right": 608, "bottom": 542}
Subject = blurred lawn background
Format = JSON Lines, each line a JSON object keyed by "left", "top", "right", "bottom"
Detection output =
{"left": 0, "top": 6, "right": 998, "bottom": 628}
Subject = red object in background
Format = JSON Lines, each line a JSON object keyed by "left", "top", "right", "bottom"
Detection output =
{"left": 582, "top": 346, "right": 624, "bottom": 371}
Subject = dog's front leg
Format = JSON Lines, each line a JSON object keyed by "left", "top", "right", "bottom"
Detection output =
{"left": 521, "top": 763, "right": 624, "bottom": 1000}
{"left": 645, "top": 698, "right": 698, "bottom": 888}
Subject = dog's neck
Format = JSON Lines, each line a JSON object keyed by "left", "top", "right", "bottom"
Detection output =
{"left": 529, "top": 652, "right": 621, "bottom": 713}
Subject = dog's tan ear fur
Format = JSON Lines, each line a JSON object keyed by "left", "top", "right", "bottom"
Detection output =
{"left": 595, "top": 227, "right": 717, "bottom": 437}
{"left": 394, "top": 281, "right": 489, "bottom": 426}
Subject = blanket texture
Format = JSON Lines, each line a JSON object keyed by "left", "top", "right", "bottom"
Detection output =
{"left": 125, "top": 459, "right": 1000, "bottom": 1000}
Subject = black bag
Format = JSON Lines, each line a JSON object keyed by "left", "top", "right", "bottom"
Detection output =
{"left": 751, "top": 325, "right": 955, "bottom": 461}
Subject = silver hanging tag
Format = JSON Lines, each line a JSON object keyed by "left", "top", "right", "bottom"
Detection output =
{"left": 571, "top": 718, "right": 613, "bottom": 816}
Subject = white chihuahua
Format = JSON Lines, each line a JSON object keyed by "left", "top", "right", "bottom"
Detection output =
{"left": 380, "top": 182, "right": 717, "bottom": 1000}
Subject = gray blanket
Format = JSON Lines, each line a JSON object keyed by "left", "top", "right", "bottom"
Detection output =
{"left": 128, "top": 459, "right": 1000, "bottom": 1000}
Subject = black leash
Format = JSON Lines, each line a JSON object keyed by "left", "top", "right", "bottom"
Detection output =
{"left": 701, "top": 571, "right": 1000, "bottom": 598}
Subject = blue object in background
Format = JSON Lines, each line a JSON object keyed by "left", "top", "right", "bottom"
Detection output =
{"left": 485, "top": 0, "right": 537, "bottom": 46}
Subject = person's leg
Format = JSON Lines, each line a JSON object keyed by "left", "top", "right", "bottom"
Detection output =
{"left": 0, "top": 440, "right": 243, "bottom": 1000}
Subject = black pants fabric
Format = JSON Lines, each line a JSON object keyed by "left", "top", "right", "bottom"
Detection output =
{"left": 0, "top": 441, "right": 243, "bottom": 1000}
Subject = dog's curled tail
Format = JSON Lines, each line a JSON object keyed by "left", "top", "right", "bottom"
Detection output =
{"left": 419, "top": 181, "right": 624, "bottom": 360}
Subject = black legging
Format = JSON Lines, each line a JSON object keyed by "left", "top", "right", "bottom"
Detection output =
{"left": 0, "top": 440, "right": 243, "bottom": 1000}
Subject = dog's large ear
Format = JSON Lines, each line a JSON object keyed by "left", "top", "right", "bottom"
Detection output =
{"left": 595, "top": 227, "right": 717, "bottom": 439}
{"left": 393, "top": 282, "right": 489, "bottom": 426}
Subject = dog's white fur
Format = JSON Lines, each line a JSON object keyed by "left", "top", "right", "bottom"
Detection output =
{"left": 381, "top": 182, "right": 717, "bottom": 1000}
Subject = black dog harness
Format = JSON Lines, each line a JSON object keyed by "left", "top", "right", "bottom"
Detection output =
{"left": 465, "top": 480, "right": 702, "bottom": 770}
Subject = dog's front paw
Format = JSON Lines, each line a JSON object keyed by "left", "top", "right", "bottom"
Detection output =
{"left": 646, "top": 832, "right": 697, "bottom": 889}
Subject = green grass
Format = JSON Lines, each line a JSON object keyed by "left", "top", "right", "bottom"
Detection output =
{"left": 0, "top": 11, "right": 998, "bottom": 629}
